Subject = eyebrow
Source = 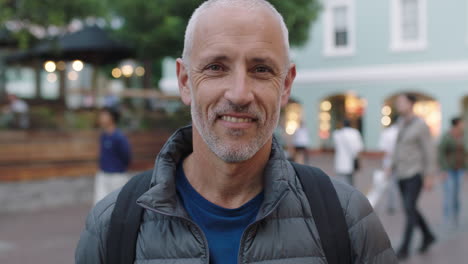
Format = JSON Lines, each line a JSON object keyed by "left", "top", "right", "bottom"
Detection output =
{"left": 250, "top": 57, "right": 276, "bottom": 65}
{"left": 199, "top": 54, "right": 231, "bottom": 64}
{"left": 249, "top": 56, "right": 282, "bottom": 71}
{"left": 197, "top": 54, "right": 281, "bottom": 69}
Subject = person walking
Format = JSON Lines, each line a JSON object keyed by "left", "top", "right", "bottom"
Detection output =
{"left": 292, "top": 121, "right": 310, "bottom": 164}
{"left": 438, "top": 117, "right": 466, "bottom": 227}
{"left": 2, "top": 93, "right": 29, "bottom": 129}
{"left": 94, "top": 107, "right": 132, "bottom": 204}
{"left": 392, "top": 93, "right": 436, "bottom": 260}
{"left": 378, "top": 119, "right": 399, "bottom": 213}
{"left": 332, "top": 119, "right": 364, "bottom": 186}
{"left": 76, "top": 1, "right": 397, "bottom": 263}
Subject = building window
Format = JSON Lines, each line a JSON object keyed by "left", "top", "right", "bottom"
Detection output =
{"left": 391, "top": 0, "right": 427, "bottom": 52}
{"left": 323, "top": 0, "right": 355, "bottom": 56}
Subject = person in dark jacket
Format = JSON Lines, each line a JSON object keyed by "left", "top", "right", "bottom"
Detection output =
{"left": 76, "top": 0, "right": 397, "bottom": 263}
{"left": 438, "top": 117, "right": 466, "bottom": 226}
{"left": 94, "top": 107, "right": 131, "bottom": 204}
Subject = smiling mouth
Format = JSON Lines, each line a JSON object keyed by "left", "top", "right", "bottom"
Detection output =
{"left": 220, "top": 115, "right": 255, "bottom": 123}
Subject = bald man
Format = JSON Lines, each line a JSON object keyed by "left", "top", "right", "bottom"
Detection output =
{"left": 76, "top": 1, "right": 396, "bottom": 263}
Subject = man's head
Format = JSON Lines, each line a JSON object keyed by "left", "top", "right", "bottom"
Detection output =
{"left": 451, "top": 117, "right": 464, "bottom": 133}
{"left": 176, "top": 0, "right": 296, "bottom": 163}
{"left": 342, "top": 119, "right": 351, "bottom": 128}
{"left": 7, "top": 93, "right": 17, "bottom": 103}
{"left": 99, "top": 107, "right": 120, "bottom": 130}
{"left": 395, "top": 93, "right": 417, "bottom": 116}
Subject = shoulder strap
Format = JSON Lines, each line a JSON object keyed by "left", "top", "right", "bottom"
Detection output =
{"left": 292, "top": 162, "right": 352, "bottom": 264}
{"left": 106, "top": 170, "right": 153, "bottom": 264}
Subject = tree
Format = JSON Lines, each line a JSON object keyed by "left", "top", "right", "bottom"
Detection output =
{"left": 0, "top": 0, "right": 106, "bottom": 49}
{"left": 111, "top": 0, "right": 321, "bottom": 88}
{"left": 0, "top": 0, "right": 107, "bottom": 100}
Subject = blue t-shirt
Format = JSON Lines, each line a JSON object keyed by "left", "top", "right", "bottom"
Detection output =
{"left": 99, "top": 129, "right": 131, "bottom": 173}
{"left": 176, "top": 162, "right": 263, "bottom": 264}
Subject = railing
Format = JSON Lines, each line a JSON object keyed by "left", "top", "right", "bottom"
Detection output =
{"left": 0, "top": 130, "right": 171, "bottom": 181}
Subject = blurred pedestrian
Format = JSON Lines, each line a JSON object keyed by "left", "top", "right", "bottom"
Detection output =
{"left": 378, "top": 117, "right": 399, "bottom": 214}
{"left": 2, "top": 93, "right": 29, "bottom": 129}
{"left": 332, "top": 119, "right": 364, "bottom": 186}
{"left": 94, "top": 107, "right": 132, "bottom": 204}
{"left": 292, "top": 121, "right": 310, "bottom": 164}
{"left": 438, "top": 117, "right": 466, "bottom": 227}
{"left": 392, "top": 93, "right": 436, "bottom": 260}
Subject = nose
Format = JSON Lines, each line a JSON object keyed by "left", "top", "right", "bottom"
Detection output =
{"left": 224, "top": 70, "right": 254, "bottom": 106}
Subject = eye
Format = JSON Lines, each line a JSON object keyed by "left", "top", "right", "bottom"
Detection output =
{"left": 205, "top": 64, "right": 224, "bottom": 72}
{"left": 253, "top": 66, "right": 272, "bottom": 73}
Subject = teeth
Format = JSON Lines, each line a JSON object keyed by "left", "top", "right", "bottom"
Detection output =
{"left": 221, "top": 116, "right": 253, "bottom": 123}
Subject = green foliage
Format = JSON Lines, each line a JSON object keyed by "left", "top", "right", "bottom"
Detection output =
{"left": 112, "top": 0, "right": 204, "bottom": 61}
{"left": 112, "top": 0, "right": 320, "bottom": 61}
{"left": 270, "top": 0, "right": 322, "bottom": 46}
{"left": 0, "top": 0, "right": 107, "bottom": 49}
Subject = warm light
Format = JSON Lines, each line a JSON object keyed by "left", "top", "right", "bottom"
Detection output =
{"left": 112, "top": 68, "right": 122, "bottom": 78}
{"left": 319, "top": 112, "right": 331, "bottom": 121}
{"left": 68, "top": 71, "right": 79, "bottom": 81}
{"left": 72, "top": 60, "right": 84, "bottom": 72}
{"left": 44, "top": 61, "right": 56, "bottom": 72}
{"left": 135, "top": 66, "right": 145, "bottom": 76}
{"left": 413, "top": 101, "right": 441, "bottom": 136}
{"left": 287, "top": 112, "right": 299, "bottom": 120}
{"left": 345, "top": 94, "right": 365, "bottom": 115}
{"left": 319, "top": 130, "right": 330, "bottom": 139}
{"left": 56, "top": 61, "right": 66, "bottom": 71}
{"left": 320, "top": 100, "right": 332, "bottom": 111}
{"left": 381, "top": 116, "right": 391, "bottom": 126}
{"left": 47, "top": 73, "right": 57, "bottom": 83}
{"left": 121, "top": 65, "right": 134, "bottom": 77}
{"left": 286, "top": 121, "right": 299, "bottom": 135}
{"left": 320, "top": 122, "right": 331, "bottom": 131}
{"left": 381, "top": 105, "right": 392, "bottom": 116}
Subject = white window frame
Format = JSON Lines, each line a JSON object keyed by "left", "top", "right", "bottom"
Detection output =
{"left": 390, "top": 0, "right": 428, "bottom": 52}
{"left": 323, "top": 0, "right": 356, "bottom": 57}
{"left": 466, "top": 0, "right": 468, "bottom": 44}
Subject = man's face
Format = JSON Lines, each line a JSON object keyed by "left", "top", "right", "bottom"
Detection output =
{"left": 98, "top": 111, "right": 113, "bottom": 129}
{"left": 7, "top": 94, "right": 15, "bottom": 103}
{"left": 395, "top": 95, "right": 413, "bottom": 116}
{"left": 177, "top": 5, "right": 295, "bottom": 163}
{"left": 456, "top": 120, "right": 465, "bottom": 133}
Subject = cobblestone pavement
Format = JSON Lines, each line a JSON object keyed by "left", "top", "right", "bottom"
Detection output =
{"left": 0, "top": 153, "right": 467, "bottom": 263}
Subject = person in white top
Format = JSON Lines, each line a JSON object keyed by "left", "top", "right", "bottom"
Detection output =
{"left": 332, "top": 119, "right": 364, "bottom": 186}
{"left": 3, "top": 94, "right": 29, "bottom": 129}
{"left": 292, "top": 122, "right": 310, "bottom": 164}
{"left": 378, "top": 120, "right": 400, "bottom": 213}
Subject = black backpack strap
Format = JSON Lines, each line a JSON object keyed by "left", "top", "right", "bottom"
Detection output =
{"left": 106, "top": 170, "right": 153, "bottom": 264}
{"left": 292, "top": 162, "right": 352, "bottom": 264}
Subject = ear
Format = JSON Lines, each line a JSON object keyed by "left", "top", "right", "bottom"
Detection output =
{"left": 176, "top": 58, "right": 191, "bottom": 106}
{"left": 281, "top": 63, "right": 296, "bottom": 107}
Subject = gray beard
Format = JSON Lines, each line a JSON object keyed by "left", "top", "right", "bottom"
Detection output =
{"left": 191, "top": 101, "right": 279, "bottom": 163}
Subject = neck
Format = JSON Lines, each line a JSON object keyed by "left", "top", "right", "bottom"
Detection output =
{"left": 183, "top": 129, "right": 271, "bottom": 209}
{"left": 104, "top": 125, "right": 116, "bottom": 134}
{"left": 451, "top": 128, "right": 462, "bottom": 137}
{"left": 403, "top": 112, "right": 414, "bottom": 122}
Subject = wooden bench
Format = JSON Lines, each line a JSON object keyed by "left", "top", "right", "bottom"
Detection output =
{"left": 0, "top": 130, "right": 171, "bottom": 182}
